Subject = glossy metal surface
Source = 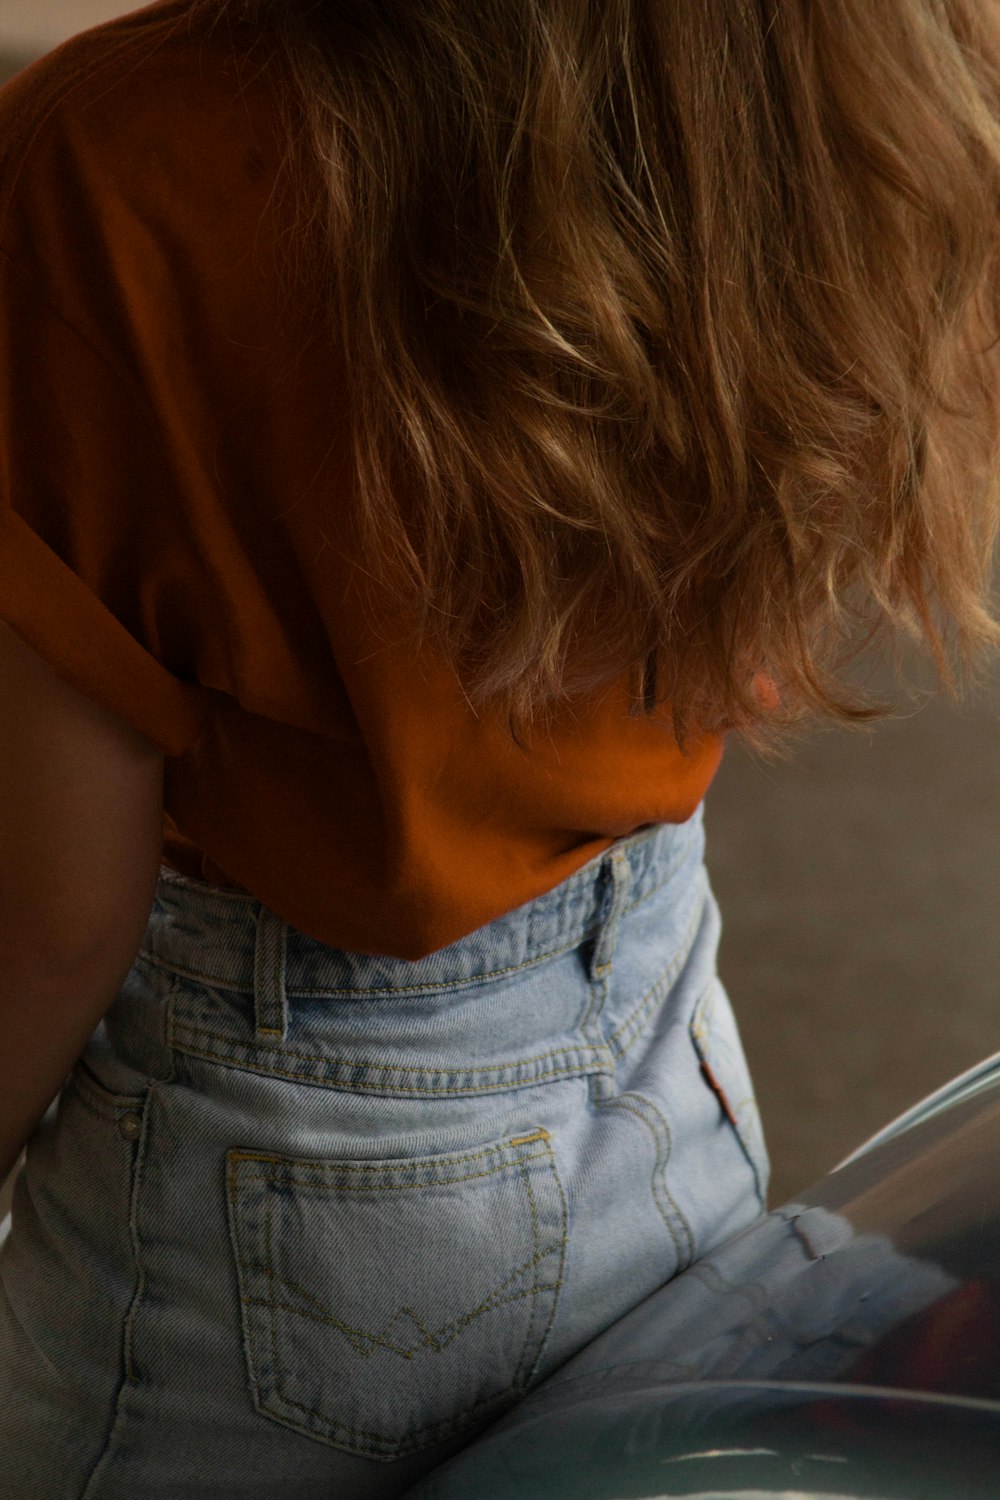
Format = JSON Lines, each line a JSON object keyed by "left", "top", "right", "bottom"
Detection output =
{"left": 408, "top": 1382, "right": 1000, "bottom": 1497}
{"left": 406, "top": 1060, "right": 1000, "bottom": 1496}
{"left": 835, "top": 1046, "right": 1000, "bottom": 1169}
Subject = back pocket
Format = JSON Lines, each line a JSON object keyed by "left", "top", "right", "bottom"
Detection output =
{"left": 225, "top": 1126, "right": 567, "bottom": 1460}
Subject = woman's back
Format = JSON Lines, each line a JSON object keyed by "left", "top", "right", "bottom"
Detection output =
{"left": 0, "top": 0, "right": 722, "bottom": 960}
{"left": 2, "top": 4, "right": 1000, "bottom": 1495}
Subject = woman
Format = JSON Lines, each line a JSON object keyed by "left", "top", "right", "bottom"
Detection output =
{"left": 1, "top": 1, "right": 999, "bottom": 1494}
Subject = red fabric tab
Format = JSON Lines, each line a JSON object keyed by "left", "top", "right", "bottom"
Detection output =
{"left": 700, "top": 1058, "right": 739, "bottom": 1130}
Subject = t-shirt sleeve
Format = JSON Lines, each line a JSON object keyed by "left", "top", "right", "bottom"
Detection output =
{"left": 0, "top": 242, "right": 214, "bottom": 760}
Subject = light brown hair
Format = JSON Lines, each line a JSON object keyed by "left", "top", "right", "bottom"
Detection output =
{"left": 209, "top": 0, "right": 1000, "bottom": 756}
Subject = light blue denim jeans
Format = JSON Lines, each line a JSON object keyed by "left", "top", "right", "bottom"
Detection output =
{"left": 0, "top": 804, "right": 768, "bottom": 1499}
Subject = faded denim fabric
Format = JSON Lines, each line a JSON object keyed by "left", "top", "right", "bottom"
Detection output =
{"left": 0, "top": 803, "right": 768, "bottom": 1499}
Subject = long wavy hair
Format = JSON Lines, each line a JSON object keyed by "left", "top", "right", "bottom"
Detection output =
{"left": 207, "top": 0, "right": 1000, "bottom": 756}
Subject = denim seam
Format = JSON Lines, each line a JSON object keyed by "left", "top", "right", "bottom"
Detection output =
{"left": 235, "top": 1158, "right": 553, "bottom": 1193}
{"left": 580, "top": 855, "right": 699, "bottom": 1268}
{"left": 230, "top": 1137, "right": 553, "bottom": 1177}
{"left": 64, "top": 1075, "right": 112, "bottom": 1127}
{"left": 185, "top": 1037, "right": 599, "bottom": 1079}
{"left": 231, "top": 1145, "right": 568, "bottom": 1456}
{"left": 261, "top": 1327, "right": 554, "bottom": 1456}
{"left": 66, "top": 1066, "right": 146, "bottom": 1123}
{"left": 144, "top": 929, "right": 588, "bottom": 996}
{"left": 171, "top": 1030, "right": 614, "bottom": 1093}
{"left": 690, "top": 982, "right": 767, "bottom": 1202}
{"left": 142, "top": 938, "right": 580, "bottom": 994}
{"left": 78, "top": 1089, "right": 152, "bottom": 1500}
{"left": 594, "top": 1091, "right": 695, "bottom": 1269}
{"left": 513, "top": 1154, "right": 567, "bottom": 1392}
{"left": 163, "top": 982, "right": 180, "bottom": 1085}
{"left": 263, "top": 1156, "right": 279, "bottom": 1446}
{"left": 121, "top": 1091, "right": 154, "bottom": 1387}
{"left": 143, "top": 860, "right": 689, "bottom": 998}
{"left": 605, "top": 880, "right": 707, "bottom": 1061}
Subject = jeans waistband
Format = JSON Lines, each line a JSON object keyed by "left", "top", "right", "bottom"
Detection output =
{"left": 140, "top": 808, "right": 708, "bottom": 1097}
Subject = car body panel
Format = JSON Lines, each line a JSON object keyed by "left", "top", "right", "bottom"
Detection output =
{"left": 405, "top": 1056, "right": 1000, "bottom": 1496}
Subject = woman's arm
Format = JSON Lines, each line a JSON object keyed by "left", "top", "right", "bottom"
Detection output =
{"left": 0, "top": 956, "right": 134, "bottom": 1185}
{"left": 0, "top": 619, "right": 165, "bottom": 1179}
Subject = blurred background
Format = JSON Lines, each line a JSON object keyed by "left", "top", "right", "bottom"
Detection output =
{"left": 2, "top": 2, "right": 999, "bottom": 1219}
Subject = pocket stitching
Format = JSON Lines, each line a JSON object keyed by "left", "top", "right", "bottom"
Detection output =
{"left": 268, "top": 1152, "right": 564, "bottom": 1449}
{"left": 595, "top": 1091, "right": 695, "bottom": 1270}
{"left": 177, "top": 1025, "right": 606, "bottom": 1094}
{"left": 69, "top": 1058, "right": 148, "bottom": 1119}
{"left": 228, "top": 1136, "right": 568, "bottom": 1457}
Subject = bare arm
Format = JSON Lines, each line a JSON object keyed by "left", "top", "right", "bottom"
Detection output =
{"left": 0, "top": 619, "right": 164, "bottom": 1180}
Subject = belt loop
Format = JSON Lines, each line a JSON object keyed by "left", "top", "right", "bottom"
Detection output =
{"left": 253, "top": 905, "right": 289, "bottom": 1042}
{"left": 588, "top": 849, "right": 633, "bottom": 986}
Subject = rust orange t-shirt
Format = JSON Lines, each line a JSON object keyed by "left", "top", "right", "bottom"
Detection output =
{"left": 0, "top": 0, "right": 726, "bottom": 960}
